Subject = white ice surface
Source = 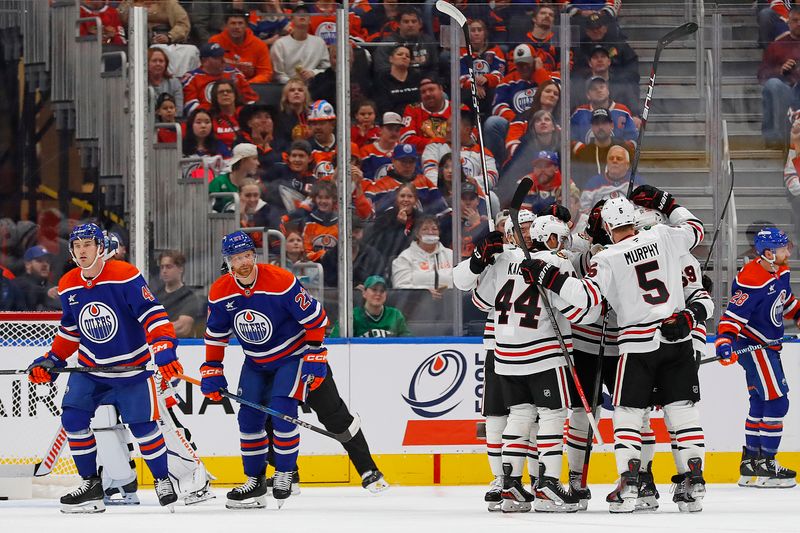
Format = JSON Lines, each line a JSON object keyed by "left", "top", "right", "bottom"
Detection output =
{"left": 0, "top": 484, "right": 797, "bottom": 533}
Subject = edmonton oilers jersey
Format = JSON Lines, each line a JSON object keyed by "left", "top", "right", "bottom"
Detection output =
{"left": 54, "top": 261, "right": 175, "bottom": 381}
{"left": 719, "top": 261, "right": 800, "bottom": 346}
{"left": 205, "top": 264, "right": 328, "bottom": 369}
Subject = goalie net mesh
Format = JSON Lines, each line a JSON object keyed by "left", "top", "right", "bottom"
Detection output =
{"left": 0, "top": 312, "right": 79, "bottom": 497}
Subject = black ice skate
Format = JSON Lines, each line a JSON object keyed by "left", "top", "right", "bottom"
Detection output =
{"left": 738, "top": 447, "right": 760, "bottom": 487}
{"left": 500, "top": 463, "right": 534, "bottom": 513}
{"left": 606, "top": 459, "right": 640, "bottom": 513}
{"left": 267, "top": 470, "right": 301, "bottom": 496}
{"left": 484, "top": 476, "right": 502, "bottom": 512}
{"left": 272, "top": 470, "right": 293, "bottom": 508}
{"left": 568, "top": 470, "right": 591, "bottom": 511}
{"left": 155, "top": 477, "right": 178, "bottom": 512}
{"left": 535, "top": 472, "right": 580, "bottom": 513}
{"left": 362, "top": 470, "right": 389, "bottom": 494}
{"left": 755, "top": 456, "right": 797, "bottom": 488}
{"left": 104, "top": 477, "right": 139, "bottom": 505}
{"left": 670, "top": 473, "right": 690, "bottom": 512}
{"left": 61, "top": 476, "right": 105, "bottom": 514}
{"left": 226, "top": 474, "right": 268, "bottom": 509}
{"left": 635, "top": 461, "right": 659, "bottom": 512}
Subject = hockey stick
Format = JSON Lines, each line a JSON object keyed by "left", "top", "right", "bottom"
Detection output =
{"left": 627, "top": 21, "right": 699, "bottom": 197}
{"left": 580, "top": 301, "right": 608, "bottom": 487}
{"left": 0, "top": 365, "right": 150, "bottom": 376}
{"left": 509, "top": 177, "right": 604, "bottom": 445}
{"left": 177, "top": 374, "right": 361, "bottom": 443}
{"left": 703, "top": 162, "right": 735, "bottom": 271}
{"left": 699, "top": 334, "right": 800, "bottom": 366}
{"left": 436, "top": 0, "right": 494, "bottom": 229}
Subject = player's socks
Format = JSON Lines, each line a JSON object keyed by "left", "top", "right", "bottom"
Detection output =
{"left": 154, "top": 477, "right": 178, "bottom": 511}
{"left": 272, "top": 470, "right": 293, "bottom": 508}
{"left": 60, "top": 475, "right": 105, "bottom": 514}
{"left": 484, "top": 475, "right": 503, "bottom": 512}
{"left": 606, "top": 458, "right": 639, "bottom": 514}
{"left": 361, "top": 470, "right": 389, "bottom": 494}
{"left": 65, "top": 429, "right": 99, "bottom": 477}
{"left": 635, "top": 460, "right": 659, "bottom": 512}
{"left": 567, "top": 471, "right": 591, "bottom": 511}
{"left": 226, "top": 474, "right": 268, "bottom": 509}
{"left": 738, "top": 446, "right": 760, "bottom": 487}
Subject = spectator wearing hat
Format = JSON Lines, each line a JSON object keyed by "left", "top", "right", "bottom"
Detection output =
{"left": 573, "top": 43, "right": 640, "bottom": 117}
{"left": 209, "top": 9, "right": 274, "bottom": 84}
{"left": 155, "top": 250, "right": 200, "bottom": 338}
{"left": 759, "top": 6, "right": 800, "bottom": 147}
{"left": 459, "top": 19, "right": 506, "bottom": 118}
{"left": 579, "top": 144, "right": 644, "bottom": 212}
{"left": 391, "top": 215, "right": 454, "bottom": 297}
{"left": 209, "top": 142, "right": 261, "bottom": 212}
{"left": 373, "top": 45, "right": 423, "bottom": 117}
{"left": 270, "top": 3, "right": 330, "bottom": 84}
{"left": 149, "top": 48, "right": 184, "bottom": 117}
{"left": 366, "top": 143, "right": 447, "bottom": 215}
{"left": 400, "top": 77, "right": 451, "bottom": 152}
{"left": 573, "top": 11, "right": 638, "bottom": 83}
{"left": 519, "top": 150, "right": 568, "bottom": 213}
{"left": 308, "top": 99, "right": 338, "bottom": 165}
{"left": 209, "top": 80, "right": 242, "bottom": 149}
{"left": 373, "top": 6, "right": 440, "bottom": 79}
{"left": 361, "top": 112, "right": 403, "bottom": 182}
{"left": 182, "top": 42, "right": 259, "bottom": 115}
{"left": 13, "top": 245, "right": 60, "bottom": 311}
{"left": 79, "top": 0, "right": 127, "bottom": 46}
{"left": 572, "top": 107, "right": 635, "bottom": 188}
{"left": 155, "top": 93, "right": 180, "bottom": 143}
{"left": 570, "top": 77, "right": 637, "bottom": 147}
{"left": 235, "top": 102, "right": 284, "bottom": 174}
{"left": 331, "top": 275, "right": 411, "bottom": 338}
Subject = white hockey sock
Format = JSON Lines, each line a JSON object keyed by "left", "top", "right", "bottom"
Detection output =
{"left": 502, "top": 404, "right": 534, "bottom": 477}
{"left": 663, "top": 401, "right": 705, "bottom": 470}
{"left": 485, "top": 415, "right": 507, "bottom": 478}
{"left": 566, "top": 410, "right": 590, "bottom": 474}
{"left": 527, "top": 419, "right": 539, "bottom": 480}
{"left": 664, "top": 410, "right": 686, "bottom": 474}
{"left": 537, "top": 407, "right": 568, "bottom": 479}
{"left": 613, "top": 406, "right": 646, "bottom": 475}
{"left": 639, "top": 410, "right": 656, "bottom": 471}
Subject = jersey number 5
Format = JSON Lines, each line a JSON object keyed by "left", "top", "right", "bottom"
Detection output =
{"left": 635, "top": 260, "right": 670, "bottom": 305}
{"left": 495, "top": 279, "right": 541, "bottom": 328}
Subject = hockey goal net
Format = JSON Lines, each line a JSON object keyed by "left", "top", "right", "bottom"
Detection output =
{"left": 0, "top": 312, "right": 79, "bottom": 498}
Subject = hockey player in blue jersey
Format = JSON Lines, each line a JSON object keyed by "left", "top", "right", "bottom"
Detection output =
{"left": 26, "top": 223, "right": 184, "bottom": 513}
{"left": 716, "top": 227, "right": 798, "bottom": 489}
{"left": 200, "top": 231, "right": 328, "bottom": 509}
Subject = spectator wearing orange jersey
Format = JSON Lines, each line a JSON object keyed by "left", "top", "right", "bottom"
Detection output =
{"left": 400, "top": 77, "right": 451, "bottom": 153}
{"left": 210, "top": 9, "right": 274, "bottom": 84}
{"left": 309, "top": 0, "right": 368, "bottom": 45}
{"left": 182, "top": 43, "right": 259, "bottom": 115}
{"left": 290, "top": 180, "right": 340, "bottom": 263}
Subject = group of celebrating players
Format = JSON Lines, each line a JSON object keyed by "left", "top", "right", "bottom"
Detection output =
{"left": 21, "top": 180, "right": 797, "bottom": 514}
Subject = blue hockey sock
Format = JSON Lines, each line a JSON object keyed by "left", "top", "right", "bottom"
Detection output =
{"left": 62, "top": 407, "right": 97, "bottom": 478}
{"left": 271, "top": 396, "right": 300, "bottom": 473}
{"left": 745, "top": 396, "right": 763, "bottom": 455}
{"left": 238, "top": 405, "right": 269, "bottom": 477}
{"left": 760, "top": 396, "right": 790, "bottom": 458}
{"left": 129, "top": 421, "right": 168, "bottom": 479}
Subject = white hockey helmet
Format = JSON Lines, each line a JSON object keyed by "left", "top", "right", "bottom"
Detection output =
{"left": 634, "top": 206, "right": 667, "bottom": 230}
{"left": 518, "top": 209, "right": 536, "bottom": 225}
{"left": 530, "top": 215, "right": 571, "bottom": 251}
{"left": 601, "top": 195, "right": 636, "bottom": 231}
{"left": 506, "top": 209, "right": 535, "bottom": 246}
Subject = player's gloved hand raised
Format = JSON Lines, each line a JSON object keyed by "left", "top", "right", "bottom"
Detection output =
{"left": 631, "top": 185, "right": 678, "bottom": 216}
{"left": 301, "top": 342, "right": 328, "bottom": 392}
{"left": 200, "top": 361, "right": 227, "bottom": 401}
{"left": 152, "top": 340, "right": 183, "bottom": 381}
{"left": 660, "top": 309, "right": 695, "bottom": 341}
{"left": 538, "top": 203, "right": 571, "bottom": 224}
{"left": 519, "top": 258, "right": 568, "bottom": 292}
{"left": 715, "top": 335, "right": 738, "bottom": 366}
{"left": 586, "top": 200, "right": 611, "bottom": 245}
{"left": 470, "top": 231, "right": 504, "bottom": 273}
{"left": 27, "top": 352, "right": 66, "bottom": 384}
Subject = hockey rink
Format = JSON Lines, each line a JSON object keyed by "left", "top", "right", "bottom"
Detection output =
{"left": 0, "top": 484, "right": 797, "bottom": 532}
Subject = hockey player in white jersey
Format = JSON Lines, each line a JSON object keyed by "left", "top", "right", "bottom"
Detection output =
{"left": 519, "top": 186, "right": 707, "bottom": 513}
{"left": 471, "top": 214, "right": 598, "bottom": 513}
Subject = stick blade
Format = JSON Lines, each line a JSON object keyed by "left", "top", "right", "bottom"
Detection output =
{"left": 435, "top": 0, "right": 466, "bottom": 27}
{"left": 660, "top": 21, "right": 698, "bottom": 46}
{"left": 510, "top": 177, "right": 533, "bottom": 211}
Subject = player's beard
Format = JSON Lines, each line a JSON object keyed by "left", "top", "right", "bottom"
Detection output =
{"left": 233, "top": 262, "right": 254, "bottom": 279}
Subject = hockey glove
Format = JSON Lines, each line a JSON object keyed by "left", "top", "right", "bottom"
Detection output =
{"left": 520, "top": 258, "right": 568, "bottom": 292}
{"left": 631, "top": 185, "right": 678, "bottom": 216}
{"left": 586, "top": 200, "right": 611, "bottom": 246}
{"left": 152, "top": 339, "right": 183, "bottom": 381}
{"left": 27, "top": 352, "right": 66, "bottom": 384}
{"left": 200, "top": 361, "right": 227, "bottom": 401}
{"left": 301, "top": 342, "right": 328, "bottom": 392}
{"left": 702, "top": 274, "right": 713, "bottom": 293}
{"left": 660, "top": 309, "right": 695, "bottom": 341}
{"left": 470, "top": 231, "right": 504, "bottom": 273}
{"left": 715, "top": 335, "right": 737, "bottom": 366}
{"left": 537, "top": 203, "right": 572, "bottom": 224}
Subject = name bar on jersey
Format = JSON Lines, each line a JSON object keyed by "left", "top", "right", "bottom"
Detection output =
{"left": 623, "top": 242, "right": 659, "bottom": 265}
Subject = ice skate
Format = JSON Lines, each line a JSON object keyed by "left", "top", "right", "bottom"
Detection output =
{"left": 104, "top": 477, "right": 139, "bottom": 505}
{"left": 755, "top": 456, "right": 797, "bottom": 488}
{"left": 535, "top": 475, "right": 580, "bottom": 513}
{"left": 361, "top": 470, "right": 390, "bottom": 494}
{"left": 738, "top": 447, "right": 760, "bottom": 487}
{"left": 272, "top": 470, "right": 293, "bottom": 509}
{"left": 568, "top": 470, "right": 591, "bottom": 511}
{"left": 484, "top": 476, "right": 502, "bottom": 512}
{"left": 606, "top": 459, "right": 639, "bottom": 513}
{"left": 670, "top": 473, "right": 690, "bottom": 512}
{"left": 184, "top": 480, "right": 216, "bottom": 505}
{"left": 155, "top": 477, "right": 178, "bottom": 512}
{"left": 60, "top": 476, "right": 105, "bottom": 514}
{"left": 685, "top": 457, "right": 706, "bottom": 511}
{"left": 226, "top": 474, "right": 268, "bottom": 509}
{"left": 635, "top": 461, "right": 659, "bottom": 512}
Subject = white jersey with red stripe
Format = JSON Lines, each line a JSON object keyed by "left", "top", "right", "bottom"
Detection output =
{"left": 472, "top": 247, "right": 598, "bottom": 376}
{"left": 555, "top": 206, "right": 704, "bottom": 354}
{"left": 680, "top": 252, "right": 713, "bottom": 354}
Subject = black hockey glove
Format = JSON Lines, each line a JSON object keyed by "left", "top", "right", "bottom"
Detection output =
{"left": 702, "top": 274, "right": 713, "bottom": 293}
{"left": 537, "top": 203, "right": 572, "bottom": 224}
{"left": 470, "top": 231, "right": 504, "bottom": 273}
{"left": 586, "top": 200, "right": 611, "bottom": 246}
{"left": 661, "top": 301, "right": 707, "bottom": 341}
{"left": 520, "top": 258, "right": 568, "bottom": 292}
{"left": 631, "top": 185, "right": 678, "bottom": 216}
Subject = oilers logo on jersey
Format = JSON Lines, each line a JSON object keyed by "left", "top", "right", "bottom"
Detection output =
{"left": 79, "top": 302, "right": 118, "bottom": 343}
{"left": 234, "top": 310, "right": 274, "bottom": 345}
{"left": 771, "top": 289, "right": 787, "bottom": 328}
{"left": 512, "top": 88, "right": 535, "bottom": 114}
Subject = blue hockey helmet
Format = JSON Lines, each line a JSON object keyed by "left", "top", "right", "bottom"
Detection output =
{"left": 69, "top": 223, "right": 104, "bottom": 247}
{"left": 754, "top": 227, "right": 789, "bottom": 256}
{"left": 222, "top": 231, "right": 255, "bottom": 258}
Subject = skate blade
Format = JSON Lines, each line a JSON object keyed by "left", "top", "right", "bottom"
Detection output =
{"left": 634, "top": 496, "right": 659, "bottom": 512}
{"left": 487, "top": 501, "right": 502, "bottom": 512}
{"left": 166, "top": 503, "right": 175, "bottom": 514}
{"left": 578, "top": 499, "right": 589, "bottom": 512}
{"left": 104, "top": 494, "right": 140, "bottom": 505}
{"left": 675, "top": 500, "right": 689, "bottom": 513}
{"left": 275, "top": 498, "right": 288, "bottom": 509}
{"left": 738, "top": 475, "right": 760, "bottom": 487}
{"left": 61, "top": 500, "right": 106, "bottom": 514}
{"left": 226, "top": 496, "right": 267, "bottom": 510}
{"left": 500, "top": 500, "right": 532, "bottom": 513}
{"left": 292, "top": 483, "right": 302, "bottom": 496}
{"left": 184, "top": 491, "right": 216, "bottom": 506}
{"left": 608, "top": 498, "right": 636, "bottom": 514}
{"left": 365, "top": 479, "right": 390, "bottom": 494}
{"left": 756, "top": 478, "right": 797, "bottom": 488}
{"left": 534, "top": 500, "right": 579, "bottom": 513}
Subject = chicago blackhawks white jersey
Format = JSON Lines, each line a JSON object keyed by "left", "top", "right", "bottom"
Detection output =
{"left": 680, "top": 252, "right": 713, "bottom": 353}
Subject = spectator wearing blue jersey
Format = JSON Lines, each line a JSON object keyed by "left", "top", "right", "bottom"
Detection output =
{"left": 570, "top": 79, "right": 638, "bottom": 150}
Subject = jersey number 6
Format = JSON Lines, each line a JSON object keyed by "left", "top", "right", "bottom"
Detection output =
{"left": 635, "top": 260, "right": 670, "bottom": 305}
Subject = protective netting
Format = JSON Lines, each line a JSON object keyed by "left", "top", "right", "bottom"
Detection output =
{"left": 0, "top": 313, "right": 79, "bottom": 496}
